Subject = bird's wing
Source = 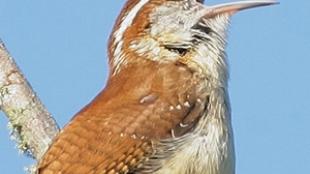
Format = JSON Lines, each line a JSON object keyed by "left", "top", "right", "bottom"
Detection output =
{"left": 37, "top": 119, "right": 152, "bottom": 174}
{"left": 37, "top": 63, "right": 207, "bottom": 174}
{"left": 37, "top": 100, "right": 206, "bottom": 174}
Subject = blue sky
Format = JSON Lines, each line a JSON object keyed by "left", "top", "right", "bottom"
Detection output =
{"left": 0, "top": 0, "right": 309, "bottom": 173}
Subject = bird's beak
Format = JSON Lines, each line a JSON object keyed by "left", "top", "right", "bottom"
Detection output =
{"left": 204, "top": 0, "right": 279, "bottom": 17}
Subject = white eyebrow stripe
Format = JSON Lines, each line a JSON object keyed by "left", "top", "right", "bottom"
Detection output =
{"left": 112, "top": 0, "right": 150, "bottom": 74}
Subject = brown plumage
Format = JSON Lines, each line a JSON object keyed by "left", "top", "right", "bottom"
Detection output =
{"left": 38, "top": 59, "right": 207, "bottom": 173}
{"left": 37, "top": 0, "right": 277, "bottom": 173}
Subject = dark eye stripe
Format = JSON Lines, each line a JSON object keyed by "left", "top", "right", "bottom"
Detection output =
{"left": 192, "top": 22, "right": 213, "bottom": 35}
{"left": 191, "top": 22, "right": 213, "bottom": 43}
{"left": 164, "top": 46, "right": 189, "bottom": 56}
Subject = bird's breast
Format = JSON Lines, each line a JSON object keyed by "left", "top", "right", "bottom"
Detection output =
{"left": 137, "top": 87, "right": 234, "bottom": 174}
{"left": 154, "top": 123, "right": 234, "bottom": 174}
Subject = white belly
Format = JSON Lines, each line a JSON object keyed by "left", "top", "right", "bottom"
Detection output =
{"left": 154, "top": 122, "right": 235, "bottom": 174}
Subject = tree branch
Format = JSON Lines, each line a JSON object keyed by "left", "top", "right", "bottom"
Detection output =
{"left": 0, "top": 39, "right": 59, "bottom": 160}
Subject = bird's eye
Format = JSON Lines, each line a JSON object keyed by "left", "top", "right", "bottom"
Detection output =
{"left": 164, "top": 46, "right": 189, "bottom": 56}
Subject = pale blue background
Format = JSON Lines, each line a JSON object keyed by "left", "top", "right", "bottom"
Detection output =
{"left": 0, "top": 0, "right": 309, "bottom": 173}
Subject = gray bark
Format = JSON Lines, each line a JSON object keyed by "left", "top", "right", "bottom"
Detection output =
{"left": 0, "top": 39, "right": 60, "bottom": 161}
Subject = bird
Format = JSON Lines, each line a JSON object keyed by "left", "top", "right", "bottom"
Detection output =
{"left": 36, "top": 0, "right": 277, "bottom": 174}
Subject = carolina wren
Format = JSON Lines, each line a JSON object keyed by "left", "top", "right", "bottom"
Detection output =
{"left": 37, "top": 0, "right": 277, "bottom": 174}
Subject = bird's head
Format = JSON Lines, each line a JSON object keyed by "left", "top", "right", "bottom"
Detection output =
{"left": 108, "top": 0, "right": 277, "bottom": 78}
